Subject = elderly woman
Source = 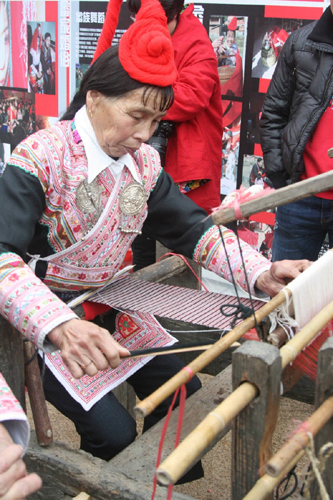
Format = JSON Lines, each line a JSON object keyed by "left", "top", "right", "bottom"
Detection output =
{"left": 0, "top": 0, "right": 308, "bottom": 478}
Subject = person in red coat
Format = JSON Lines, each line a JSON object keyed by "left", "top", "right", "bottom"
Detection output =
{"left": 129, "top": 0, "right": 223, "bottom": 268}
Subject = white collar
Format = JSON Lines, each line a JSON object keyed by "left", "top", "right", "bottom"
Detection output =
{"left": 74, "top": 105, "right": 140, "bottom": 184}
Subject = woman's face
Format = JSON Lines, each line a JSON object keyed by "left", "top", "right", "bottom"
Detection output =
{"left": 87, "top": 88, "right": 166, "bottom": 157}
{"left": 226, "top": 30, "right": 235, "bottom": 48}
{"left": 0, "top": 2, "right": 10, "bottom": 87}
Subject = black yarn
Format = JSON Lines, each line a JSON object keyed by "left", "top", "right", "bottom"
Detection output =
{"left": 218, "top": 225, "right": 259, "bottom": 330}
{"left": 275, "top": 466, "right": 298, "bottom": 499}
{"left": 220, "top": 303, "right": 253, "bottom": 329}
{"left": 23, "top": 338, "right": 38, "bottom": 366}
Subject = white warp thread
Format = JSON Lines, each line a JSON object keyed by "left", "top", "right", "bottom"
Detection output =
{"left": 269, "top": 250, "right": 333, "bottom": 336}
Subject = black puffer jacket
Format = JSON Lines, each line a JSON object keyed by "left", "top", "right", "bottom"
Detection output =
{"left": 259, "top": 7, "right": 333, "bottom": 188}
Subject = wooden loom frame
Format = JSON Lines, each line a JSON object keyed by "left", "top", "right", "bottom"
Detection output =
{"left": 2, "top": 171, "right": 333, "bottom": 498}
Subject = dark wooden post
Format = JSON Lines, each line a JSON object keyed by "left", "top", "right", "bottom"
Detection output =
{"left": 232, "top": 340, "right": 281, "bottom": 499}
{"left": 310, "top": 336, "right": 333, "bottom": 499}
{"left": 0, "top": 316, "right": 25, "bottom": 410}
{"left": 156, "top": 242, "right": 202, "bottom": 289}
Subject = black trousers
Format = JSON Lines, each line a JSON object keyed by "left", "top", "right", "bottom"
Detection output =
{"left": 39, "top": 316, "right": 204, "bottom": 482}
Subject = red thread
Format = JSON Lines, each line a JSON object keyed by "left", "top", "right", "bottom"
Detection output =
{"left": 156, "top": 252, "right": 209, "bottom": 292}
{"left": 182, "top": 366, "right": 194, "bottom": 381}
{"left": 167, "top": 385, "right": 187, "bottom": 499}
{"left": 151, "top": 389, "right": 179, "bottom": 500}
{"left": 233, "top": 198, "right": 243, "bottom": 220}
{"left": 212, "top": 185, "right": 275, "bottom": 221}
{"left": 151, "top": 385, "right": 188, "bottom": 500}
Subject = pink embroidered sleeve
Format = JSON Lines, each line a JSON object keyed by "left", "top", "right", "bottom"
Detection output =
{"left": 0, "top": 252, "right": 78, "bottom": 351}
{"left": 0, "top": 373, "right": 30, "bottom": 453}
{"left": 193, "top": 226, "right": 271, "bottom": 296}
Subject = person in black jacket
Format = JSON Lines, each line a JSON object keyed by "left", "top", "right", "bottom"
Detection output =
{"left": 259, "top": 2, "right": 333, "bottom": 262}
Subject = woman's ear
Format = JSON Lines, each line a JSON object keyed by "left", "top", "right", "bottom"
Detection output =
{"left": 86, "top": 90, "right": 101, "bottom": 110}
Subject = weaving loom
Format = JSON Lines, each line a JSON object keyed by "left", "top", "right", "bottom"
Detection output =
{"left": 89, "top": 276, "right": 265, "bottom": 330}
{"left": 152, "top": 249, "right": 333, "bottom": 490}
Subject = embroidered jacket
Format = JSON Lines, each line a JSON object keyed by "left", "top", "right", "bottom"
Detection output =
{"left": 0, "top": 116, "right": 270, "bottom": 352}
{"left": 0, "top": 373, "right": 30, "bottom": 453}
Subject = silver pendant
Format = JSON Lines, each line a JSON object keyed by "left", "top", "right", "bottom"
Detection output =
{"left": 119, "top": 182, "right": 147, "bottom": 216}
{"left": 119, "top": 182, "right": 147, "bottom": 234}
{"left": 76, "top": 178, "right": 102, "bottom": 215}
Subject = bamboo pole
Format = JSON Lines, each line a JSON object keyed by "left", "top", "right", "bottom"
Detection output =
{"left": 155, "top": 300, "right": 333, "bottom": 486}
{"left": 265, "top": 396, "right": 333, "bottom": 478}
{"left": 211, "top": 170, "right": 333, "bottom": 226}
{"left": 242, "top": 450, "right": 305, "bottom": 500}
{"left": 134, "top": 290, "right": 288, "bottom": 418}
{"left": 156, "top": 382, "right": 258, "bottom": 486}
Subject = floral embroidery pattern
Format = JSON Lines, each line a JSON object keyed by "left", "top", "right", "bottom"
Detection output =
{"left": 193, "top": 226, "right": 271, "bottom": 295}
{"left": 45, "top": 311, "right": 176, "bottom": 410}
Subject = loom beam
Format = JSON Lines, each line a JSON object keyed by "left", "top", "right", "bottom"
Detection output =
{"left": 212, "top": 170, "right": 333, "bottom": 225}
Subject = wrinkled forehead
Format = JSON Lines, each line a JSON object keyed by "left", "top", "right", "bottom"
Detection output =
{"left": 133, "top": 86, "right": 171, "bottom": 113}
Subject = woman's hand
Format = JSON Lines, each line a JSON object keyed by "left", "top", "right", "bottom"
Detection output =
{"left": 0, "top": 425, "right": 42, "bottom": 500}
{"left": 255, "top": 259, "right": 312, "bottom": 297}
{"left": 47, "top": 318, "right": 130, "bottom": 378}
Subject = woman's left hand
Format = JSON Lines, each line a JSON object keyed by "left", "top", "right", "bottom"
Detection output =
{"left": 255, "top": 259, "right": 312, "bottom": 297}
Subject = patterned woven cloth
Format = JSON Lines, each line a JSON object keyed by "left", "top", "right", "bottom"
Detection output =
{"left": 45, "top": 311, "right": 177, "bottom": 410}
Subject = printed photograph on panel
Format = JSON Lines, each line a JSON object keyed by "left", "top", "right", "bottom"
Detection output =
{"left": 0, "top": 1, "right": 32, "bottom": 89}
{"left": 241, "top": 154, "right": 272, "bottom": 189}
{"left": 221, "top": 105, "right": 241, "bottom": 196}
{"left": 0, "top": 140, "right": 10, "bottom": 176}
{"left": 246, "top": 92, "right": 266, "bottom": 144}
{"left": 237, "top": 154, "right": 275, "bottom": 260}
{"left": 75, "top": 1, "right": 131, "bottom": 91}
{"left": 27, "top": 21, "right": 56, "bottom": 94}
{"left": 251, "top": 17, "right": 314, "bottom": 79}
{"left": 35, "top": 115, "right": 57, "bottom": 131}
{"left": 0, "top": 88, "right": 35, "bottom": 147}
{"left": 209, "top": 15, "right": 248, "bottom": 97}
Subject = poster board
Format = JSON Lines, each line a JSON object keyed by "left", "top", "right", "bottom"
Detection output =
{"left": 0, "top": 0, "right": 329, "bottom": 255}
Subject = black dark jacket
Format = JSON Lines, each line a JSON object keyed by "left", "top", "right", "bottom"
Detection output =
{"left": 259, "top": 8, "right": 333, "bottom": 188}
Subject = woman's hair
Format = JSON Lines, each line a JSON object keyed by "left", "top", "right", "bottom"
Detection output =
{"left": 127, "top": 0, "right": 184, "bottom": 23}
{"left": 61, "top": 45, "right": 174, "bottom": 120}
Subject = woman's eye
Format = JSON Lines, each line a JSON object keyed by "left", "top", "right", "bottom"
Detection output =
{"left": 131, "top": 115, "right": 143, "bottom": 121}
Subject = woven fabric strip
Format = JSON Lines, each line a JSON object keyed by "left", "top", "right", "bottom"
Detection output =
{"left": 92, "top": 277, "right": 265, "bottom": 329}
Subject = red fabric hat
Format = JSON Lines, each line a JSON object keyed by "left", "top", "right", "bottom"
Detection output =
{"left": 228, "top": 17, "right": 237, "bottom": 32}
{"left": 92, "top": 0, "right": 177, "bottom": 87}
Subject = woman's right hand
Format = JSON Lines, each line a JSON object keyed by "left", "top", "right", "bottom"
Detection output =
{"left": 0, "top": 425, "right": 42, "bottom": 500}
{"left": 47, "top": 318, "right": 130, "bottom": 378}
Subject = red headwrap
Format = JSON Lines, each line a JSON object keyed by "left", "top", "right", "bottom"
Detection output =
{"left": 228, "top": 17, "right": 237, "bottom": 32}
{"left": 92, "top": 0, "right": 177, "bottom": 87}
{"left": 31, "top": 25, "right": 42, "bottom": 52}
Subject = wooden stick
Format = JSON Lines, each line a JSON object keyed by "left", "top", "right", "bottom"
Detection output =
{"left": 23, "top": 341, "right": 53, "bottom": 446}
{"left": 125, "top": 341, "right": 240, "bottom": 358}
{"left": 126, "top": 341, "right": 216, "bottom": 358}
{"left": 212, "top": 170, "right": 333, "bottom": 226}
{"left": 134, "top": 290, "right": 289, "bottom": 418}
{"left": 155, "top": 302, "right": 333, "bottom": 485}
{"left": 265, "top": 396, "right": 333, "bottom": 478}
{"left": 242, "top": 450, "right": 305, "bottom": 500}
